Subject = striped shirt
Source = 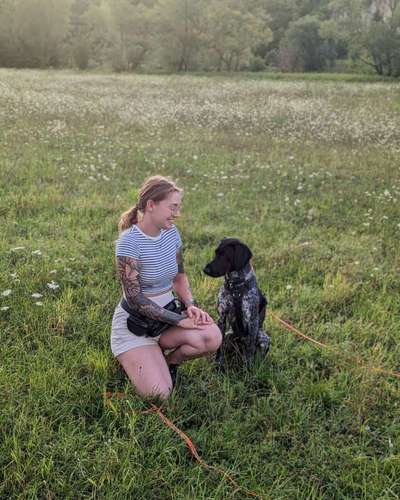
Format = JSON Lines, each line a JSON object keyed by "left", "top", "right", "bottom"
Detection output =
{"left": 115, "top": 224, "right": 182, "bottom": 295}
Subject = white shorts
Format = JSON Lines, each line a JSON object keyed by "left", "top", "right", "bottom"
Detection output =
{"left": 110, "top": 291, "right": 175, "bottom": 357}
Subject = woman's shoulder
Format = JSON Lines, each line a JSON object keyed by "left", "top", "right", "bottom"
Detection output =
{"left": 117, "top": 225, "right": 140, "bottom": 241}
{"left": 165, "top": 224, "right": 182, "bottom": 248}
{"left": 115, "top": 226, "right": 142, "bottom": 258}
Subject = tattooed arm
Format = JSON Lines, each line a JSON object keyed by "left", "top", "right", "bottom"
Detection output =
{"left": 116, "top": 256, "right": 184, "bottom": 325}
{"left": 173, "top": 248, "right": 195, "bottom": 307}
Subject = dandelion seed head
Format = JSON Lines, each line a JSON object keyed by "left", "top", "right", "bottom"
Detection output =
{"left": 47, "top": 281, "right": 59, "bottom": 290}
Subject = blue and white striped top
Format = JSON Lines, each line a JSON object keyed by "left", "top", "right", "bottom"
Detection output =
{"left": 115, "top": 224, "right": 182, "bottom": 295}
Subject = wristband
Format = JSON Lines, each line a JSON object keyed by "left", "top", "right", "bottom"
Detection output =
{"left": 184, "top": 298, "right": 197, "bottom": 307}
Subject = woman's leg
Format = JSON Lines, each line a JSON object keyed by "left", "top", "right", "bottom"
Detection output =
{"left": 117, "top": 345, "right": 172, "bottom": 400}
{"left": 159, "top": 323, "right": 222, "bottom": 365}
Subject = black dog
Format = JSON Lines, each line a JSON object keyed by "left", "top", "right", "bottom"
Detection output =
{"left": 203, "top": 238, "right": 270, "bottom": 367}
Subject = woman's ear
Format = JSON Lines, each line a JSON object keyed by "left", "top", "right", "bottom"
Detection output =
{"left": 146, "top": 199, "right": 155, "bottom": 212}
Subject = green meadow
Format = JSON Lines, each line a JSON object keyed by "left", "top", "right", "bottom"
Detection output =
{"left": 1, "top": 69, "right": 399, "bottom": 499}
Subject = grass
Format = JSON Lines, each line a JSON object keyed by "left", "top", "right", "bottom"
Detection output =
{"left": 0, "top": 68, "right": 399, "bottom": 499}
{"left": 185, "top": 70, "right": 396, "bottom": 83}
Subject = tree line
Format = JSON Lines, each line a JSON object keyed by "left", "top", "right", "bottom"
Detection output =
{"left": 0, "top": 0, "right": 399, "bottom": 76}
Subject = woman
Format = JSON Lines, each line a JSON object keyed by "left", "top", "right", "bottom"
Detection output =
{"left": 111, "top": 175, "right": 222, "bottom": 400}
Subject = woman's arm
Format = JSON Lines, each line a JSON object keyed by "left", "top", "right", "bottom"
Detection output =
{"left": 173, "top": 248, "right": 195, "bottom": 306}
{"left": 173, "top": 249, "right": 214, "bottom": 325}
{"left": 116, "top": 256, "right": 184, "bottom": 325}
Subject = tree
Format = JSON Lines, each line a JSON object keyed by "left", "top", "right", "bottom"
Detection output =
{"left": 67, "top": 0, "right": 92, "bottom": 69}
{"left": 360, "top": 2, "right": 400, "bottom": 76}
{"left": 280, "top": 15, "right": 325, "bottom": 71}
{"left": 328, "top": 0, "right": 400, "bottom": 76}
{"left": 203, "top": 0, "right": 272, "bottom": 71}
{"left": 152, "top": 0, "right": 206, "bottom": 71}
{"left": 10, "top": 0, "right": 72, "bottom": 68}
{"left": 0, "top": 0, "right": 15, "bottom": 66}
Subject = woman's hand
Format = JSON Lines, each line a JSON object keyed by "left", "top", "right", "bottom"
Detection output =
{"left": 185, "top": 305, "right": 214, "bottom": 325}
{"left": 177, "top": 317, "right": 208, "bottom": 329}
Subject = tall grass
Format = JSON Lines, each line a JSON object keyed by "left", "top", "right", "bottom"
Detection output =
{"left": 0, "top": 69, "right": 399, "bottom": 499}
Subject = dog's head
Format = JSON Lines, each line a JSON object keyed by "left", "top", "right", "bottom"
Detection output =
{"left": 203, "top": 238, "right": 252, "bottom": 277}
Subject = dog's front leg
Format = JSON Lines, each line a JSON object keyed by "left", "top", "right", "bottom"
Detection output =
{"left": 243, "top": 298, "right": 259, "bottom": 366}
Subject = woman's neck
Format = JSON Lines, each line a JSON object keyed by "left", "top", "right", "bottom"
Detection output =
{"left": 136, "top": 218, "right": 161, "bottom": 237}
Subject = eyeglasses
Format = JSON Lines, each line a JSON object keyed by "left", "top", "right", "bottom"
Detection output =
{"left": 168, "top": 204, "right": 182, "bottom": 214}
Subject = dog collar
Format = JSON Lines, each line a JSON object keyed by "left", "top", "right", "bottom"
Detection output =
{"left": 225, "top": 268, "right": 255, "bottom": 292}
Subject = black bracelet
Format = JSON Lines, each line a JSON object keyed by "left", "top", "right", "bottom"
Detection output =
{"left": 184, "top": 298, "right": 197, "bottom": 307}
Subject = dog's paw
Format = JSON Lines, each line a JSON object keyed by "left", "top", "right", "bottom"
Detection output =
{"left": 257, "top": 330, "right": 271, "bottom": 356}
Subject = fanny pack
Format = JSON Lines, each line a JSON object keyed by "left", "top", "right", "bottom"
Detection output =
{"left": 120, "top": 298, "right": 186, "bottom": 337}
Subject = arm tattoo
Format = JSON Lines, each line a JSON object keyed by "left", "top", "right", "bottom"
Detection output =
{"left": 116, "top": 256, "right": 184, "bottom": 325}
{"left": 176, "top": 248, "right": 185, "bottom": 274}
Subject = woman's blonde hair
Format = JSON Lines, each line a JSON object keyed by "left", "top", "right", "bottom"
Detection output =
{"left": 118, "top": 175, "right": 182, "bottom": 233}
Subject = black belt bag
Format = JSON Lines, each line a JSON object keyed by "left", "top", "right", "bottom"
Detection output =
{"left": 120, "top": 298, "right": 186, "bottom": 337}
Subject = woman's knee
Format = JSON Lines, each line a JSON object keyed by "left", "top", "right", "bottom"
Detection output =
{"left": 131, "top": 377, "right": 173, "bottom": 400}
{"left": 203, "top": 323, "right": 222, "bottom": 352}
{"left": 117, "top": 346, "right": 172, "bottom": 399}
{"left": 145, "top": 383, "right": 172, "bottom": 400}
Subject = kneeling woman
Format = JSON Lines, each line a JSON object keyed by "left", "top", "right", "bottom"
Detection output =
{"left": 111, "top": 175, "right": 222, "bottom": 400}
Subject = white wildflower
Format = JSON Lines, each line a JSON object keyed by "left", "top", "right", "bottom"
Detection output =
{"left": 35, "top": 302, "right": 43, "bottom": 306}
{"left": 32, "top": 250, "right": 42, "bottom": 255}
{"left": 1, "top": 306, "right": 10, "bottom": 311}
{"left": 47, "top": 281, "right": 59, "bottom": 290}
{"left": 1, "top": 289, "right": 12, "bottom": 297}
{"left": 10, "top": 246, "right": 25, "bottom": 251}
{"left": 31, "top": 293, "right": 43, "bottom": 298}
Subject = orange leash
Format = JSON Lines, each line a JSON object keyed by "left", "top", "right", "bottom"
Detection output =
{"left": 103, "top": 392, "right": 264, "bottom": 499}
{"left": 269, "top": 311, "right": 400, "bottom": 379}
{"left": 148, "top": 404, "right": 263, "bottom": 498}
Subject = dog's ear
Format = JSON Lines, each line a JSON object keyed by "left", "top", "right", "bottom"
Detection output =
{"left": 218, "top": 237, "right": 239, "bottom": 252}
{"left": 232, "top": 242, "right": 252, "bottom": 271}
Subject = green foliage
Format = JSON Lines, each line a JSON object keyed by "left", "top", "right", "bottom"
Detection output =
{"left": 328, "top": 0, "right": 400, "bottom": 76}
{"left": 0, "top": 0, "right": 72, "bottom": 68}
{"left": 280, "top": 15, "right": 326, "bottom": 71}
{"left": 362, "top": 17, "right": 400, "bottom": 76}
{"left": 73, "top": 39, "right": 90, "bottom": 69}
{"left": 1, "top": 0, "right": 400, "bottom": 74}
{"left": 201, "top": 0, "right": 272, "bottom": 71}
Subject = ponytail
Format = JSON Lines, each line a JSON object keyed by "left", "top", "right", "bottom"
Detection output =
{"left": 118, "top": 204, "right": 139, "bottom": 233}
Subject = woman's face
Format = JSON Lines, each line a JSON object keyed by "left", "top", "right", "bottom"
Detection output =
{"left": 149, "top": 191, "right": 182, "bottom": 230}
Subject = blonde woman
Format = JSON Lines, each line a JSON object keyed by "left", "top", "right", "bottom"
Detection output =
{"left": 111, "top": 175, "right": 222, "bottom": 400}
